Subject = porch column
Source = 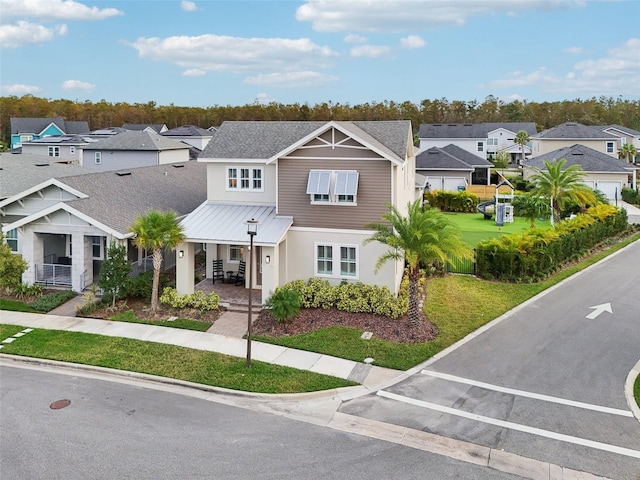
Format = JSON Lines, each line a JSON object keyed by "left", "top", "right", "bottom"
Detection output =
{"left": 71, "top": 233, "right": 88, "bottom": 292}
{"left": 205, "top": 242, "right": 217, "bottom": 279}
{"left": 261, "top": 245, "right": 277, "bottom": 305}
{"left": 21, "top": 228, "right": 40, "bottom": 285}
{"left": 176, "top": 242, "right": 195, "bottom": 295}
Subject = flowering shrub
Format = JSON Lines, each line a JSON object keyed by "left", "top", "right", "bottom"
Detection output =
{"left": 160, "top": 287, "right": 220, "bottom": 312}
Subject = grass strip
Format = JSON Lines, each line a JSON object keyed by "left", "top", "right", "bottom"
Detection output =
{"left": 635, "top": 373, "right": 640, "bottom": 409}
{"left": 255, "top": 233, "right": 640, "bottom": 370}
{"left": 0, "top": 325, "right": 355, "bottom": 393}
{"left": 0, "top": 299, "right": 38, "bottom": 313}
{"left": 108, "top": 310, "right": 212, "bottom": 332}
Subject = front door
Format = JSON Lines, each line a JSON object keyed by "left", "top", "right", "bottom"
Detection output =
{"left": 255, "top": 246, "right": 262, "bottom": 286}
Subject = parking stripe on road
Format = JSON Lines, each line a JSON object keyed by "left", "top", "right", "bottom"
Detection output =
{"left": 377, "top": 390, "right": 640, "bottom": 459}
{"left": 420, "top": 370, "right": 634, "bottom": 417}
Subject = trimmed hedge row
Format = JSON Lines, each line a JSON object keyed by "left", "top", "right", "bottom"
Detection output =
{"left": 476, "top": 205, "right": 628, "bottom": 282}
{"left": 622, "top": 187, "right": 640, "bottom": 205}
{"left": 424, "top": 190, "right": 479, "bottom": 213}
{"left": 270, "top": 277, "right": 410, "bottom": 319}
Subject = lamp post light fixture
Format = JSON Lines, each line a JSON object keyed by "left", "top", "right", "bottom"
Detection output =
{"left": 245, "top": 218, "right": 259, "bottom": 368}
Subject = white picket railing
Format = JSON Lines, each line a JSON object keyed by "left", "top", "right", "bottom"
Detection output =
{"left": 36, "top": 263, "right": 72, "bottom": 286}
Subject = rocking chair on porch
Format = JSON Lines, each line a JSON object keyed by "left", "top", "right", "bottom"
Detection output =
{"left": 212, "top": 259, "right": 225, "bottom": 284}
{"left": 229, "top": 261, "right": 245, "bottom": 286}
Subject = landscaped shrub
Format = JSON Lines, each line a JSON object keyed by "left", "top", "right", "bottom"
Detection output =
{"left": 159, "top": 287, "right": 220, "bottom": 312}
{"left": 622, "top": 187, "right": 640, "bottom": 205}
{"left": 30, "top": 290, "right": 77, "bottom": 312}
{"left": 264, "top": 287, "right": 301, "bottom": 323}
{"left": 476, "top": 205, "right": 628, "bottom": 281}
{"left": 424, "top": 190, "right": 479, "bottom": 213}
{"left": 11, "top": 283, "right": 43, "bottom": 301}
{"left": 123, "top": 271, "right": 168, "bottom": 300}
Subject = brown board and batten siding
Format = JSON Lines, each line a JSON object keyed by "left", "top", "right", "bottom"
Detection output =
{"left": 277, "top": 149, "right": 392, "bottom": 230}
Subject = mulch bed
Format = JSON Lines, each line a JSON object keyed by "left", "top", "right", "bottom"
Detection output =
{"left": 252, "top": 307, "right": 438, "bottom": 344}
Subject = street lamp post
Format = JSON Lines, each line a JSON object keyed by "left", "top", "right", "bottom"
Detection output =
{"left": 245, "top": 218, "right": 259, "bottom": 368}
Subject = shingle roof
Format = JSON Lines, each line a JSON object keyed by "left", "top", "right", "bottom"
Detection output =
{"left": 533, "top": 122, "right": 617, "bottom": 139}
{"left": 416, "top": 144, "right": 492, "bottom": 171}
{"left": 10, "top": 117, "right": 89, "bottom": 135}
{"left": 199, "top": 120, "right": 411, "bottom": 162}
{"left": 25, "top": 135, "right": 90, "bottom": 145}
{"left": 599, "top": 125, "right": 640, "bottom": 137}
{"left": 524, "top": 144, "right": 631, "bottom": 172}
{"left": 162, "top": 125, "right": 214, "bottom": 137}
{"left": 64, "top": 121, "right": 90, "bottom": 134}
{"left": 82, "top": 130, "right": 189, "bottom": 151}
{"left": 60, "top": 161, "right": 207, "bottom": 233}
{"left": 123, "top": 123, "right": 167, "bottom": 133}
{"left": 418, "top": 122, "right": 537, "bottom": 138}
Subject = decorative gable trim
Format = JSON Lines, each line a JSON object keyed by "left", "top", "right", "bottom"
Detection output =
{"left": 0, "top": 178, "right": 88, "bottom": 209}
{"left": 39, "top": 121, "right": 66, "bottom": 137}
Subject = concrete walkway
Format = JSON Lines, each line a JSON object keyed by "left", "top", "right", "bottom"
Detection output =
{"left": 0, "top": 310, "right": 401, "bottom": 389}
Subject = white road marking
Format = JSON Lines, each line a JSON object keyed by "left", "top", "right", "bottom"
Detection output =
{"left": 377, "top": 390, "right": 640, "bottom": 459}
{"left": 421, "top": 370, "right": 633, "bottom": 417}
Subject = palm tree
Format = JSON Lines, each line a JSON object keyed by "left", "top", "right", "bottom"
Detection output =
{"left": 513, "top": 194, "right": 551, "bottom": 228}
{"left": 130, "top": 210, "right": 185, "bottom": 313}
{"left": 365, "top": 199, "right": 473, "bottom": 330}
{"left": 528, "top": 158, "right": 597, "bottom": 225}
{"left": 618, "top": 143, "right": 638, "bottom": 164}
{"left": 514, "top": 130, "right": 531, "bottom": 166}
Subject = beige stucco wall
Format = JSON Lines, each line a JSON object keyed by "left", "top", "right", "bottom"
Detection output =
{"left": 531, "top": 139, "right": 616, "bottom": 157}
{"left": 158, "top": 149, "right": 189, "bottom": 164}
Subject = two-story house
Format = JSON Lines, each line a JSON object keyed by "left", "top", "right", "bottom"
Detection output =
{"left": 530, "top": 122, "right": 624, "bottom": 158}
{"left": 416, "top": 144, "right": 493, "bottom": 191}
{"left": 1, "top": 162, "right": 207, "bottom": 292}
{"left": 10, "top": 117, "right": 90, "bottom": 149}
{"left": 418, "top": 123, "right": 537, "bottom": 162}
{"left": 176, "top": 120, "right": 421, "bottom": 304}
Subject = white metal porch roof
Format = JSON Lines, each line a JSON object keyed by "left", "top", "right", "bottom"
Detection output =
{"left": 180, "top": 202, "right": 293, "bottom": 245}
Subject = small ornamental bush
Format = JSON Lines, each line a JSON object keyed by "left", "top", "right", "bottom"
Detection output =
{"left": 264, "top": 287, "right": 301, "bottom": 323}
{"left": 424, "top": 190, "right": 479, "bottom": 213}
{"left": 621, "top": 187, "right": 640, "bottom": 205}
{"left": 159, "top": 287, "right": 220, "bottom": 312}
{"left": 30, "top": 290, "right": 77, "bottom": 312}
{"left": 12, "top": 283, "right": 43, "bottom": 301}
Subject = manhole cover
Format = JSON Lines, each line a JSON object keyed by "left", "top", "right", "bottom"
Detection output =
{"left": 50, "top": 399, "right": 71, "bottom": 410}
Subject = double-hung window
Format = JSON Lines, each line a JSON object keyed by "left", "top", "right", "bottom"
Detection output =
{"left": 307, "top": 170, "right": 358, "bottom": 204}
{"left": 315, "top": 243, "right": 358, "bottom": 279}
{"left": 477, "top": 141, "right": 484, "bottom": 152}
{"left": 606, "top": 142, "right": 615, "bottom": 154}
{"left": 229, "top": 244, "right": 242, "bottom": 262}
{"left": 227, "top": 167, "right": 263, "bottom": 191}
{"left": 6, "top": 228, "right": 18, "bottom": 252}
{"left": 95, "top": 152, "right": 102, "bottom": 164}
{"left": 48, "top": 146, "right": 60, "bottom": 157}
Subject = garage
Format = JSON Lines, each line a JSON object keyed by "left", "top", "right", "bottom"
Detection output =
{"left": 443, "top": 177, "right": 467, "bottom": 191}
{"left": 595, "top": 181, "right": 622, "bottom": 201}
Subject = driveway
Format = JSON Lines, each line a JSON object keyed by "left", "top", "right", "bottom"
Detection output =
{"left": 340, "top": 241, "right": 640, "bottom": 479}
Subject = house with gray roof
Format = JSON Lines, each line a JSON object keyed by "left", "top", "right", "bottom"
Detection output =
{"left": 10, "top": 117, "right": 90, "bottom": 149}
{"left": 531, "top": 122, "right": 623, "bottom": 158}
{"left": 161, "top": 125, "right": 215, "bottom": 151}
{"left": 175, "top": 120, "right": 422, "bottom": 303}
{"left": 523, "top": 144, "right": 637, "bottom": 200}
{"left": 122, "top": 123, "right": 168, "bottom": 134}
{"left": 418, "top": 122, "right": 537, "bottom": 163}
{"left": 81, "top": 130, "right": 190, "bottom": 169}
{"left": 416, "top": 144, "right": 492, "bottom": 191}
{"left": 1, "top": 161, "right": 207, "bottom": 292}
{"left": 19, "top": 135, "right": 97, "bottom": 162}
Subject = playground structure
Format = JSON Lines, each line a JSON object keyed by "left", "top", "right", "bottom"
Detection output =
{"left": 476, "top": 179, "right": 515, "bottom": 226}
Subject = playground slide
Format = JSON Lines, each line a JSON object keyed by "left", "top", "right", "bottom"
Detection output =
{"left": 477, "top": 200, "right": 494, "bottom": 220}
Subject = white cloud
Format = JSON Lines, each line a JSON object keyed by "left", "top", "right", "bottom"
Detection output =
{"left": 181, "top": 0, "right": 198, "bottom": 12}
{"left": 244, "top": 71, "right": 338, "bottom": 88}
{"left": 253, "top": 93, "right": 274, "bottom": 104}
{"left": 62, "top": 79, "right": 95, "bottom": 91}
{"left": 344, "top": 34, "right": 367, "bottom": 44}
{"left": 296, "top": 0, "right": 582, "bottom": 33}
{"left": 129, "top": 34, "right": 338, "bottom": 73}
{"left": 563, "top": 46, "right": 584, "bottom": 54}
{"left": 0, "top": 21, "right": 67, "bottom": 48}
{"left": 0, "top": 0, "right": 123, "bottom": 21}
{"left": 484, "top": 38, "right": 640, "bottom": 97}
{"left": 182, "top": 68, "right": 206, "bottom": 76}
{"left": 350, "top": 44, "right": 391, "bottom": 58}
{"left": 1, "top": 84, "right": 43, "bottom": 94}
{"left": 400, "top": 35, "right": 425, "bottom": 49}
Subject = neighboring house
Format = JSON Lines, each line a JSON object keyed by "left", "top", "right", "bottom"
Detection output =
{"left": 161, "top": 125, "right": 215, "bottom": 150}
{"left": 176, "top": 120, "right": 422, "bottom": 304}
{"left": 418, "top": 122, "right": 537, "bottom": 162}
{"left": 416, "top": 144, "right": 492, "bottom": 191}
{"left": 10, "top": 117, "right": 90, "bottom": 149}
{"left": 522, "top": 144, "right": 638, "bottom": 201}
{"left": 1, "top": 162, "right": 207, "bottom": 292}
{"left": 122, "top": 123, "right": 168, "bottom": 134}
{"left": 599, "top": 125, "right": 640, "bottom": 161}
{"left": 531, "top": 122, "right": 622, "bottom": 158}
{"left": 81, "top": 130, "right": 190, "bottom": 169}
{"left": 20, "top": 135, "right": 95, "bottom": 162}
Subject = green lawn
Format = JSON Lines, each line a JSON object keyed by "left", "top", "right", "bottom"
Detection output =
{"left": 109, "top": 310, "right": 212, "bottom": 332}
{"left": 442, "top": 212, "right": 552, "bottom": 246}
{"left": 0, "top": 325, "right": 355, "bottom": 393}
{"left": 0, "top": 299, "right": 38, "bottom": 313}
{"left": 635, "top": 373, "right": 640, "bottom": 408}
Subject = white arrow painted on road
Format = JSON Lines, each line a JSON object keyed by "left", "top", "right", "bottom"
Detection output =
{"left": 586, "top": 302, "right": 612, "bottom": 319}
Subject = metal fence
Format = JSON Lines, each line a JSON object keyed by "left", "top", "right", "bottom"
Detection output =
{"left": 36, "top": 264, "right": 72, "bottom": 286}
{"left": 445, "top": 251, "right": 477, "bottom": 275}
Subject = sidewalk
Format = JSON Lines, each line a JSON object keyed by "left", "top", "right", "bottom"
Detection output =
{"left": 0, "top": 310, "right": 401, "bottom": 389}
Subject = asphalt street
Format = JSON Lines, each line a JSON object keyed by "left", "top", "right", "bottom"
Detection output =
{"left": 341, "top": 241, "right": 640, "bottom": 479}
{"left": 0, "top": 364, "right": 521, "bottom": 480}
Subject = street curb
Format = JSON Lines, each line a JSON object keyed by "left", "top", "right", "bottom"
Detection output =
{"left": 624, "top": 358, "right": 640, "bottom": 424}
{"left": 0, "top": 353, "right": 365, "bottom": 402}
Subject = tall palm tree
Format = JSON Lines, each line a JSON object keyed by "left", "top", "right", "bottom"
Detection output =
{"left": 514, "top": 130, "right": 531, "bottom": 165}
{"left": 365, "top": 199, "right": 473, "bottom": 330}
{"left": 618, "top": 143, "right": 638, "bottom": 164}
{"left": 130, "top": 210, "right": 185, "bottom": 313}
{"left": 528, "top": 158, "right": 597, "bottom": 225}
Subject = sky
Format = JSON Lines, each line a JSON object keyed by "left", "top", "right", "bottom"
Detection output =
{"left": 1, "top": 0, "right": 639, "bottom": 108}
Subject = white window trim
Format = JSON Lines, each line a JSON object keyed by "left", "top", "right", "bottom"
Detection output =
{"left": 6, "top": 228, "right": 18, "bottom": 252}
{"left": 308, "top": 170, "right": 358, "bottom": 205}
{"left": 228, "top": 244, "right": 243, "bottom": 263}
{"left": 92, "top": 236, "right": 105, "bottom": 260}
{"left": 606, "top": 142, "right": 615, "bottom": 153}
{"left": 314, "top": 242, "right": 359, "bottom": 280}
{"left": 226, "top": 166, "right": 264, "bottom": 192}
{"left": 48, "top": 146, "right": 60, "bottom": 157}
{"left": 477, "top": 141, "right": 484, "bottom": 152}
{"left": 95, "top": 152, "right": 102, "bottom": 164}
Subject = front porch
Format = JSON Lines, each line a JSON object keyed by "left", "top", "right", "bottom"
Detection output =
{"left": 195, "top": 278, "right": 262, "bottom": 309}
